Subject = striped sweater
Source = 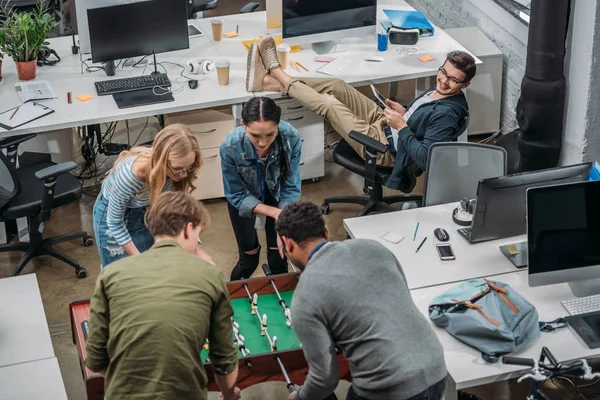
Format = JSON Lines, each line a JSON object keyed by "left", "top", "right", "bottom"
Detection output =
{"left": 99, "top": 156, "right": 172, "bottom": 246}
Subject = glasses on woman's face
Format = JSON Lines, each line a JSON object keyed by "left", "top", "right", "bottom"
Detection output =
{"left": 438, "top": 67, "right": 466, "bottom": 86}
{"left": 168, "top": 164, "right": 196, "bottom": 178}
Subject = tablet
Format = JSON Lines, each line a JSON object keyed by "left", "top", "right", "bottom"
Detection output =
{"left": 370, "top": 84, "right": 387, "bottom": 109}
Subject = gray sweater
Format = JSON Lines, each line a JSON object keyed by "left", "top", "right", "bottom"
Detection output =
{"left": 291, "top": 239, "right": 447, "bottom": 400}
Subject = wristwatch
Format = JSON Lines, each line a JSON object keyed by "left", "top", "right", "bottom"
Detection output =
{"left": 197, "top": 238, "right": 202, "bottom": 245}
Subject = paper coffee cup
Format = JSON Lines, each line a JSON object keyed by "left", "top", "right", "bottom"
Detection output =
{"left": 276, "top": 43, "right": 291, "bottom": 69}
{"left": 211, "top": 18, "right": 224, "bottom": 41}
{"left": 215, "top": 60, "right": 230, "bottom": 86}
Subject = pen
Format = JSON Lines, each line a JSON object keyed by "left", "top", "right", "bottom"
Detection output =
{"left": 236, "top": 24, "right": 239, "bottom": 34}
{"left": 9, "top": 107, "right": 20, "bottom": 120}
{"left": 413, "top": 222, "right": 420, "bottom": 241}
{"left": 415, "top": 237, "right": 427, "bottom": 253}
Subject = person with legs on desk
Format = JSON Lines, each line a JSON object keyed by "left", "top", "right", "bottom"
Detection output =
{"left": 92, "top": 123, "right": 214, "bottom": 269}
{"left": 220, "top": 96, "right": 302, "bottom": 281}
{"left": 86, "top": 191, "right": 241, "bottom": 400}
{"left": 276, "top": 201, "right": 447, "bottom": 400}
{"left": 247, "top": 37, "right": 475, "bottom": 189}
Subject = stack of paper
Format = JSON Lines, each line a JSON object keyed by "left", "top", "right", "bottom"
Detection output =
{"left": 14, "top": 80, "right": 58, "bottom": 103}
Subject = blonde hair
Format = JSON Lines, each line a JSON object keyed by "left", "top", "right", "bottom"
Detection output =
{"left": 146, "top": 191, "right": 210, "bottom": 237}
{"left": 115, "top": 123, "right": 202, "bottom": 202}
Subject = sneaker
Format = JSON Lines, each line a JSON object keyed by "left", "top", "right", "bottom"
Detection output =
{"left": 258, "top": 36, "right": 280, "bottom": 71}
{"left": 246, "top": 43, "right": 267, "bottom": 92}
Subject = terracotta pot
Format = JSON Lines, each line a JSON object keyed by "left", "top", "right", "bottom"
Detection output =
{"left": 15, "top": 59, "right": 37, "bottom": 81}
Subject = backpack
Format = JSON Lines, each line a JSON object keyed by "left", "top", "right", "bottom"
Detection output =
{"left": 428, "top": 278, "right": 540, "bottom": 363}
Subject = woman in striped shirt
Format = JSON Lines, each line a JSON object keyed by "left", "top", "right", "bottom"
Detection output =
{"left": 92, "top": 123, "right": 211, "bottom": 268}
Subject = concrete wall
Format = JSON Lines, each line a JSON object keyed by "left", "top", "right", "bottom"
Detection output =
{"left": 561, "top": 0, "right": 600, "bottom": 165}
{"left": 405, "top": 0, "right": 528, "bottom": 133}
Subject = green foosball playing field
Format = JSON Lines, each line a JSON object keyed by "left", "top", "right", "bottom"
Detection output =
{"left": 201, "top": 290, "right": 301, "bottom": 363}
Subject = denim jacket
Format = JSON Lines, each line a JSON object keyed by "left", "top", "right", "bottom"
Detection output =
{"left": 220, "top": 121, "right": 302, "bottom": 218}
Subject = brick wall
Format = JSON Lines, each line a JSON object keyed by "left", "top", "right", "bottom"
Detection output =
{"left": 405, "top": 0, "right": 528, "bottom": 133}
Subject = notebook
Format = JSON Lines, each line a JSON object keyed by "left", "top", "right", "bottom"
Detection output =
{"left": 0, "top": 102, "right": 55, "bottom": 130}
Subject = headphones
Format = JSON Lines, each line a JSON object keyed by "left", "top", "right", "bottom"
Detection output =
{"left": 37, "top": 47, "right": 61, "bottom": 66}
{"left": 452, "top": 197, "right": 477, "bottom": 226}
{"left": 187, "top": 59, "right": 215, "bottom": 74}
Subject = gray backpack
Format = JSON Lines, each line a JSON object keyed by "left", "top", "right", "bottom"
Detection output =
{"left": 428, "top": 278, "right": 541, "bottom": 363}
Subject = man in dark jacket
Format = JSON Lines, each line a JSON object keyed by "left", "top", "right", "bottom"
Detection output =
{"left": 246, "top": 36, "right": 476, "bottom": 189}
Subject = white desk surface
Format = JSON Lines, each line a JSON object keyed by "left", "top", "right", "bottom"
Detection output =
{"left": 411, "top": 270, "right": 595, "bottom": 392}
{"left": 0, "top": 0, "right": 477, "bottom": 138}
{"left": 0, "top": 274, "right": 55, "bottom": 368}
{"left": 0, "top": 357, "right": 67, "bottom": 400}
{"left": 343, "top": 203, "right": 525, "bottom": 290}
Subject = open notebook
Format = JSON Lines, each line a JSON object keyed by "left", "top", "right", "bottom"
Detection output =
{"left": 0, "top": 102, "right": 54, "bottom": 131}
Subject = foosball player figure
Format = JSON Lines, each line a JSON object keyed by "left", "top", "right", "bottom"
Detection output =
{"left": 261, "top": 314, "right": 268, "bottom": 336}
{"left": 271, "top": 335, "right": 278, "bottom": 352}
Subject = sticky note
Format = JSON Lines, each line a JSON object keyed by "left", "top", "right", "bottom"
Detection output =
{"left": 224, "top": 32, "right": 239, "bottom": 38}
{"left": 77, "top": 93, "right": 94, "bottom": 102}
{"left": 419, "top": 55, "right": 435, "bottom": 62}
{"left": 507, "top": 245, "right": 519, "bottom": 255}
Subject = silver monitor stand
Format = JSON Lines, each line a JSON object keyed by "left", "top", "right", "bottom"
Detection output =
{"left": 569, "top": 279, "right": 600, "bottom": 297}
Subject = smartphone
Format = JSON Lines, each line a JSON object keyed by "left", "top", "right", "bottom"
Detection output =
{"left": 370, "top": 84, "right": 388, "bottom": 109}
{"left": 436, "top": 243, "right": 455, "bottom": 261}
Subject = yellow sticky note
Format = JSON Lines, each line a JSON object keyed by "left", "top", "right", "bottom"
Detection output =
{"left": 419, "top": 55, "right": 435, "bottom": 62}
{"left": 224, "top": 32, "right": 239, "bottom": 38}
{"left": 77, "top": 93, "right": 94, "bottom": 102}
{"left": 242, "top": 36, "right": 301, "bottom": 52}
{"left": 507, "top": 245, "right": 519, "bottom": 256}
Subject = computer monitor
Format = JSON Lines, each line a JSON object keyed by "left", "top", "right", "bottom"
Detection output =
{"left": 527, "top": 180, "right": 600, "bottom": 297}
{"left": 87, "top": 0, "right": 188, "bottom": 65}
{"left": 282, "top": 0, "right": 377, "bottom": 54}
{"left": 469, "top": 163, "right": 592, "bottom": 243}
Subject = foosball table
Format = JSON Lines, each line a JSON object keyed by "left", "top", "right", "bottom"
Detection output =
{"left": 70, "top": 270, "right": 352, "bottom": 400}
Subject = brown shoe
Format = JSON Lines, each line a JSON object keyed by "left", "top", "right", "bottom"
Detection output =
{"left": 258, "top": 36, "right": 280, "bottom": 71}
{"left": 246, "top": 43, "right": 267, "bottom": 92}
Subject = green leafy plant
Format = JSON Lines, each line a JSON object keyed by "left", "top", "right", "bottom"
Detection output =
{"left": 0, "top": 1, "right": 56, "bottom": 62}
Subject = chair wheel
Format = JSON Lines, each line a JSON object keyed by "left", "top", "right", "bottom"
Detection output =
{"left": 83, "top": 236, "right": 95, "bottom": 247}
{"left": 76, "top": 268, "right": 88, "bottom": 279}
{"left": 320, "top": 203, "right": 330, "bottom": 215}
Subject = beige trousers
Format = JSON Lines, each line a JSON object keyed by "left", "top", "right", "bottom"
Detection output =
{"left": 282, "top": 77, "right": 395, "bottom": 167}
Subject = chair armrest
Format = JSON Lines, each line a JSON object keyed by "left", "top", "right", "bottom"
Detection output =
{"left": 349, "top": 131, "right": 388, "bottom": 154}
{"left": 0, "top": 133, "right": 37, "bottom": 150}
{"left": 35, "top": 161, "right": 77, "bottom": 181}
{"left": 240, "top": 2, "right": 260, "bottom": 13}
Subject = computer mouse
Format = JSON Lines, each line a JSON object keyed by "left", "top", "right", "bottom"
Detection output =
{"left": 434, "top": 228, "right": 449, "bottom": 242}
{"left": 188, "top": 79, "right": 199, "bottom": 89}
{"left": 365, "top": 56, "right": 384, "bottom": 62}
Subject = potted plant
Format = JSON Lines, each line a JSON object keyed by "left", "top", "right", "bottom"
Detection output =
{"left": 0, "top": 1, "right": 56, "bottom": 81}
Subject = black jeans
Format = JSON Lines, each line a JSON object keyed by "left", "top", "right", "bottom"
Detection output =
{"left": 347, "top": 378, "right": 446, "bottom": 400}
{"left": 227, "top": 191, "right": 289, "bottom": 281}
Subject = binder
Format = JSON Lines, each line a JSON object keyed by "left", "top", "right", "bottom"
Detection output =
{"left": 382, "top": 10, "right": 435, "bottom": 36}
{"left": 0, "top": 102, "right": 55, "bottom": 131}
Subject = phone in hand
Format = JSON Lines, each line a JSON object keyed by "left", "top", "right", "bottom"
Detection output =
{"left": 436, "top": 243, "right": 455, "bottom": 261}
{"left": 370, "top": 84, "right": 388, "bottom": 109}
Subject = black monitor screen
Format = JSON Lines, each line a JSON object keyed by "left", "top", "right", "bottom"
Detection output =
{"left": 87, "top": 0, "right": 189, "bottom": 63}
{"left": 282, "top": 0, "right": 376, "bottom": 38}
{"left": 527, "top": 180, "right": 600, "bottom": 275}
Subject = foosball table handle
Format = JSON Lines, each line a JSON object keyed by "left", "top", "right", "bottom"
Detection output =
{"left": 262, "top": 263, "right": 272, "bottom": 276}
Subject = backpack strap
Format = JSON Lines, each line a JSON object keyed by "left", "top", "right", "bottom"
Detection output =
{"left": 539, "top": 318, "right": 568, "bottom": 332}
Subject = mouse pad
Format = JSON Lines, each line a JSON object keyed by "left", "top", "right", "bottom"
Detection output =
{"left": 113, "top": 88, "right": 174, "bottom": 109}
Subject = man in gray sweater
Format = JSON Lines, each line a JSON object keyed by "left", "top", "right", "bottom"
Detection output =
{"left": 275, "top": 201, "right": 447, "bottom": 400}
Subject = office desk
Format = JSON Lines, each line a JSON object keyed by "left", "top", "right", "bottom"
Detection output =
{"left": 343, "top": 203, "right": 525, "bottom": 290}
{"left": 411, "top": 270, "right": 594, "bottom": 400}
{"left": 0, "top": 357, "right": 67, "bottom": 400}
{"left": 0, "top": 274, "right": 55, "bottom": 367}
{"left": 0, "top": 0, "right": 476, "bottom": 138}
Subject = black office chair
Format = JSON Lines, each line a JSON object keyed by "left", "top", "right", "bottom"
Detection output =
{"left": 321, "top": 116, "right": 470, "bottom": 217}
{"left": 187, "top": 0, "right": 217, "bottom": 19}
{"left": 0, "top": 133, "right": 94, "bottom": 278}
{"left": 320, "top": 131, "right": 422, "bottom": 217}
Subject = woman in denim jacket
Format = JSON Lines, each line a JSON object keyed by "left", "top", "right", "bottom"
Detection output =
{"left": 220, "top": 97, "right": 302, "bottom": 280}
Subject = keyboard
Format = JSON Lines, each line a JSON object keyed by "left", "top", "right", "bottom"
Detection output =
{"left": 457, "top": 227, "right": 472, "bottom": 240}
{"left": 562, "top": 295, "right": 600, "bottom": 316}
{"left": 95, "top": 73, "right": 171, "bottom": 96}
{"left": 317, "top": 57, "right": 353, "bottom": 76}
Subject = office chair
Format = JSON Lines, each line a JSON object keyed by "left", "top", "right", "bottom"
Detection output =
{"left": 187, "top": 0, "right": 217, "bottom": 19}
{"left": 421, "top": 142, "right": 507, "bottom": 207}
{"left": 321, "top": 116, "right": 475, "bottom": 217}
{"left": 0, "top": 133, "right": 94, "bottom": 278}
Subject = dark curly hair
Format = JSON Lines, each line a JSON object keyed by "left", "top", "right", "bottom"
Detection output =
{"left": 276, "top": 201, "right": 326, "bottom": 245}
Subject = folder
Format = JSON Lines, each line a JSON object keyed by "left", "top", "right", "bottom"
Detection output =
{"left": 0, "top": 102, "right": 54, "bottom": 131}
{"left": 382, "top": 10, "right": 435, "bottom": 36}
{"left": 589, "top": 161, "right": 600, "bottom": 181}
